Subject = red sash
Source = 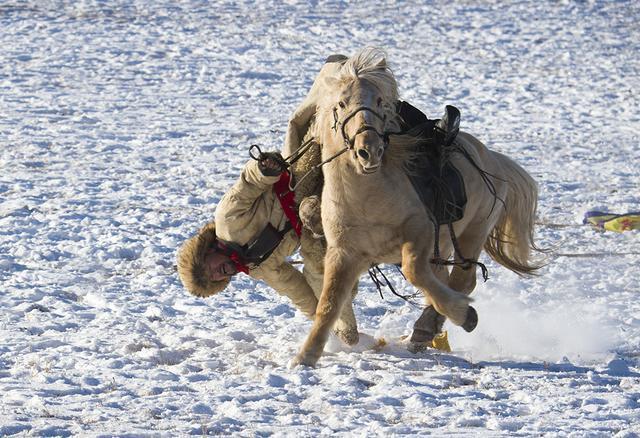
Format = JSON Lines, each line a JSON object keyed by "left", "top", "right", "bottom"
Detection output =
{"left": 273, "top": 172, "right": 302, "bottom": 237}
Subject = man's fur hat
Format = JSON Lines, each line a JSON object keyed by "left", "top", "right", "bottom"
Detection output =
{"left": 177, "top": 221, "right": 230, "bottom": 297}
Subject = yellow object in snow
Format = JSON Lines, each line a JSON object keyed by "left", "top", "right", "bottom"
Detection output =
{"left": 584, "top": 211, "right": 640, "bottom": 232}
{"left": 602, "top": 215, "right": 640, "bottom": 232}
{"left": 432, "top": 331, "right": 451, "bottom": 352}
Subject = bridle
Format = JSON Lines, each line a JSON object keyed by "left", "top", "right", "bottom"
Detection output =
{"left": 332, "top": 105, "right": 390, "bottom": 150}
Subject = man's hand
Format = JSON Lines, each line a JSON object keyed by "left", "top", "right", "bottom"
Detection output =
{"left": 258, "top": 151, "right": 287, "bottom": 176}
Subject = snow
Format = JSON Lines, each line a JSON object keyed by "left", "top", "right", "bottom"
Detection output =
{"left": 1, "top": 0, "right": 639, "bottom": 436}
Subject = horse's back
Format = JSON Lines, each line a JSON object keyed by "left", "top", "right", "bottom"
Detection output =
{"left": 449, "top": 132, "right": 510, "bottom": 225}
{"left": 452, "top": 131, "right": 538, "bottom": 240}
{"left": 455, "top": 131, "right": 493, "bottom": 162}
{"left": 456, "top": 131, "right": 534, "bottom": 190}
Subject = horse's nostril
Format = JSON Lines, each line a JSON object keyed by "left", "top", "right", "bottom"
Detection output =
{"left": 357, "top": 149, "right": 370, "bottom": 160}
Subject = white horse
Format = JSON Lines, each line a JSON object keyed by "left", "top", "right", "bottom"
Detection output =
{"left": 291, "top": 47, "right": 543, "bottom": 367}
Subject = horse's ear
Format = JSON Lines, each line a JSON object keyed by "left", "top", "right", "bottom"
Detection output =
{"left": 376, "top": 57, "right": 387, "bottom": 69}
{"left": 324, "top": 76, "right": 339, "bottom": 88}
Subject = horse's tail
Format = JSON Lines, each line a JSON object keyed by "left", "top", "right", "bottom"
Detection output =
{"left": 484, "top": 152, "right": 546, "bottom": 276}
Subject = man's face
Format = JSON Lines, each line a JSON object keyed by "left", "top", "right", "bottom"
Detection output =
{"left": 204, "top": 251, "right": 237, "bottom": 282}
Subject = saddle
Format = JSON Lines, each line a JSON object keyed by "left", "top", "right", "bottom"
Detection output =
{"left": 398, "top": 102, "right": 466, "bottom": 225}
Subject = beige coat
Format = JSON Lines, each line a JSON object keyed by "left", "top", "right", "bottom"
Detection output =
{"left": 214, "top": 159, "right": 319, "bottom": 318}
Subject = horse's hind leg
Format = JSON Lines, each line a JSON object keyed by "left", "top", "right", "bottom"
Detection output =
{"left": 410, "top": 260, "right": 478, "bottom": 348}
{"left": 331, "top": 284, "right": 359, "bottom": 345}
{"left": 291, "top": 247, "right": 365, "bottom": 368}
{"left": 409, "top": 223, "right": 490, "bottom": 349}
{"left": 447, "top": 221, "right": 493, "bottom": 295}
{"left": 409, "top": 263, "right": 448, "bottom": 347}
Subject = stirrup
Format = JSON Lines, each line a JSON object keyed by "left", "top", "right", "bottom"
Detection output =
{"left": 435, "top": 105, "right": 460, "bottom": 146}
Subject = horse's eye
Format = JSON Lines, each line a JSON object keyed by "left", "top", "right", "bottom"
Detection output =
{"left": 377, "top": 97, "right": 382, "bottom": 106}
{"left": 338, "top": 101, "right": 346, "bottom": 109}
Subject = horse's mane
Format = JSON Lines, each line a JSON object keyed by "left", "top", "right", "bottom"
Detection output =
{"left": 337, "top": 47, "right": 399, "bottom": 106}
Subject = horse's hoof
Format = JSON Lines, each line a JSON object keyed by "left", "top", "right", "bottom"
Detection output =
{"left": 288, "top": 356, "right": 305, "bottom": 369}
{"left": 410, "top": 305, "right": 445, "bottom": 344}
{"left": 289, "top": 354, "right": 317, "bottom": 369}
{"left": 407, "top": 341, "right": 430, "bottom": 354}
{"left": 409, "top": 327, "right": 435, "bottom": 344}
{"left": 462, "top": 306, "right": 478, "bottom": 333}
{"left": 334, "top": 327, "right": 359, "bottom": 346}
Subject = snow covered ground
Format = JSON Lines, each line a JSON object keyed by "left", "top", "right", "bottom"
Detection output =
{"left": 1, "top": 0, "right": 639, "bottom": 436}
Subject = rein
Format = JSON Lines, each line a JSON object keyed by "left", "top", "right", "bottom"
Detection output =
{"left": 368, "top": 264, "right": 421, "bottom": 306}
{"left": 277, "top": 105, "right": 390, "bottom": 192}
{"left": 249, "top": 137, "right": 351, "bottom": 196}
{"left": 277, "top": 103, "right": 403, "bottom": 193}
{"left": 282, "top": 139, "right": 351, "bottom": 193}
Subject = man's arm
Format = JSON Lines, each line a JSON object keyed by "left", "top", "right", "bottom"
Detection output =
{"left": 216, "top": 159, "right": 280, "bottom": 222}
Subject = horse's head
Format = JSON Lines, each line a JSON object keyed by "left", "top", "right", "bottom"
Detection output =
{"left": 318, "top": 48, "right": 400, "bottom": 176}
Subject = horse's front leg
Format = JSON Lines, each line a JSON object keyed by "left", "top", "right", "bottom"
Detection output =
{"left": 401, "top": 233, "right": 473, "bottom": 328}
{"left": 291, "top": 247, "right": 364, "bottom": 368}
